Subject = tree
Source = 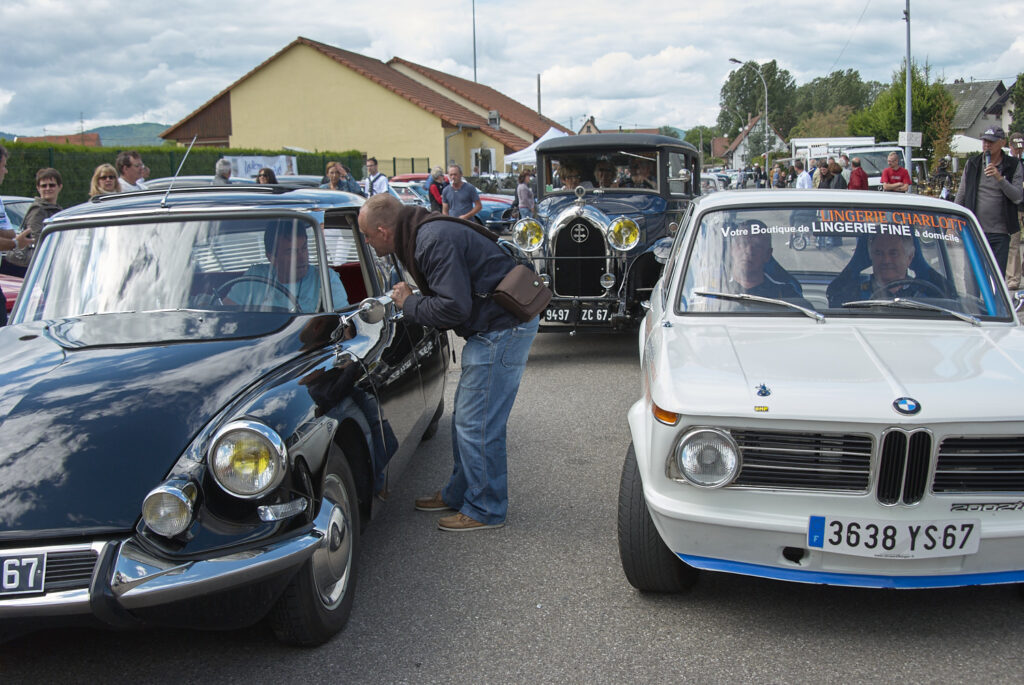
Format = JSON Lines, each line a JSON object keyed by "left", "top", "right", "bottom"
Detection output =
{"left": 717, "top": 60, "right": 797, "bottom": 139}
{"left": 657, "top": 126, "right": 680, "bottom": 139}
{"left": 789, "top": 105, "right": 855, "bottom": 138}
{"left": 1010, "top": 73, "right": 1024, "bottom": 135}
{"left": 793, "top": 70, "right": 876, "bottom": 116}
{"left": 848, "top": 61, "right": 955, "bottom": 162}
{"left": 684, "top": 125, "right": 718, "bottom": 159}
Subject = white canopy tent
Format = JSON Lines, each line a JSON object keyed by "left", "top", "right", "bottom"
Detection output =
{"left": 504, "top": 127, "right": 569, "bottom": 167}
{"left": 951, "top": 134, "right": 983, "bottom": 154}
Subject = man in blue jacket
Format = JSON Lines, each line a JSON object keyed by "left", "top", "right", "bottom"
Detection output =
{"left": 358, "top": 194, "right": 539, "bottom": 531}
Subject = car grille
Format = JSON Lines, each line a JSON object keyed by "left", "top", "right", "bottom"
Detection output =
{"left": 731, "top": 430, "right": 873, "bottom": 491}
{"left": 552, "top": 219, "right": 607, "bottom": 297}
{"left": 933, "top": 436, "right": 1024, "bottom": 492}
{"left": 876, "top": 430, "right": 931, "bottom": 505}
{"left": 45, "top": 549, "right": 99, "bottom": 591}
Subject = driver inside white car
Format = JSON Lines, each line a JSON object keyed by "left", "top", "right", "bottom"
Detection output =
{"left": 226, "top": 225, "right": 348, "bottom": 311}
{"left": 832, "top": 233, "right": 934, "bottom": 302}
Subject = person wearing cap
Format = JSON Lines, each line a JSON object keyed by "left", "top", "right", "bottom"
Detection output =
{"left": 1003, "top": 132, "right": 1024, "bottom": 289}
{"left": 954, "top": 126, "right": 1024, "bottom": 275}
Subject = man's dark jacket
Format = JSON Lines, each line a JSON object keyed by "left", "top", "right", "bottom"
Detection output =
{"left": 958, "top": 153, "right": 1021, "bottom": 235}
{"left": 394, "top": 206, "right": 519, "bottom": 337}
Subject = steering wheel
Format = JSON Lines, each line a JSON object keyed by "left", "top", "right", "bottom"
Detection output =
{"left": 214, "top": 275, "right": 302, "bottom": 312}
{"left": 871, "top": 278, "right": 945, "bottom": 299}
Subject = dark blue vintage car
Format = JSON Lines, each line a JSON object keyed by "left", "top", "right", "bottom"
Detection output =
{"left": 510, "top": 134, "right": 700, "bottom": 329}
{"left": 0, "top": 185, "right": 447, "bottom": 645}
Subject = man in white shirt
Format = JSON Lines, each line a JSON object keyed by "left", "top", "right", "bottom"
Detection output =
{"left": 362, "top": 157, "right": 389, "bottom": 196}
{"left": 116, "top": 150, "right": 147, "bottom": 191}
{"left": 794, "top": 159, "right": 813, "bottom": 189}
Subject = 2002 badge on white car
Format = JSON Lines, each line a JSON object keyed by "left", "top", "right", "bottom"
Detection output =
{"left": 618, "top": 188, "right": 1024, "bottom": 591}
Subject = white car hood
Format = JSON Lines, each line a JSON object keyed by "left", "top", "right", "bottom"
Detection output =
{"left": 647, "top": 320, "right": 1024, "bottom": 423}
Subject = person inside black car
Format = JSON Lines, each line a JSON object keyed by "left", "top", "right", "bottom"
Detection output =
{"left": 620, "top": 157, "right": 655, "bottom": 189}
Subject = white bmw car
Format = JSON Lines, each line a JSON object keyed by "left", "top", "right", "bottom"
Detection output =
{"left": 620, "top": 188, "right": 1024, "bottom": 591}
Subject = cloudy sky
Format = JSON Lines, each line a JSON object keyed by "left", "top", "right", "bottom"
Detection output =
{"left": 1, "top": 0, "right": 1021, "bottom": 136}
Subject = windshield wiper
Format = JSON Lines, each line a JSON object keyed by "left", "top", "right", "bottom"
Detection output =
{"left": 841, "top": 298, "right": 980, "bottom": 326}
{"left": 694, "top": 289, "right": 826, "bottom": 322}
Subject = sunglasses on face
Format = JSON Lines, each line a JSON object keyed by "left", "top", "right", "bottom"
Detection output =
{"left": 38, "top": 182, "right": 59, "bottom": 188}
{"left": 99, "top": 175, "right": 116, "bottom": 181}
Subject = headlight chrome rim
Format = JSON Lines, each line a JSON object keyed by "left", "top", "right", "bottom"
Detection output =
{"left": 674, "top": 428, "right": 740, "bottom": 488}
{"left": 513, "top": 218, "right": 545, "bottom": 253}
{"left": 209, "top": 420, "right": 287, "bottom": 499}
{"left": 608, "top": 216, "right": 640, "bottom": 251}
{"left": 142, "top": 480, "right": 197, "bottom": 538}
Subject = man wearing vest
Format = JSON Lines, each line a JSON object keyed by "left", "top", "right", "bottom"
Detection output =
{"left": 362, "top": 157, "right": 389, "bottom": 197}
{"left": 357, "top": 194, "right": 538, "bottom": 532}
{"left": 955, "top": 127, "right": 1024, "bottom": 275}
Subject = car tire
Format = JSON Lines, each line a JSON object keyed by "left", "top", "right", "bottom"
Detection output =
{"left": 421, "top": 398, "right": 444, "bottom": 442}
{"left": 617, "top": 442, "right": 697, "bottom": 593}
{"left": 269, "top": 454, "right": 360, "bottom": 646}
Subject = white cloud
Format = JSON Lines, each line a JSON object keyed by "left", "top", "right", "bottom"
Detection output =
{"left": 0, "top": 1, "right": 1018, "bottom": 136}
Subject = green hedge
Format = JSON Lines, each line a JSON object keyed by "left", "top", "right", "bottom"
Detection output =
{"left": 0, "top": 142, "right": 366, "bottom": 207}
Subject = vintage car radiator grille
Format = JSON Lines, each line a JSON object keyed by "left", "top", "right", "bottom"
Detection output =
{"left": 552, "top": 219, "right": 606, "bottom": 297}
{"left": 45, "top": 549, "right": 99, "bottom": 591}
{"left": 731, "top": 430, "right": 872, "bottom": 490}
{"left": 876, "top": 430, "right": 931, "bottom": 505}
{"left": 933, "top": 436, "right": 1024, "bottom": 492}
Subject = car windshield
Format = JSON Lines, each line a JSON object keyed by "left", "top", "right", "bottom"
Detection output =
{"left": 543, "top": 149, "right": 659, "bottom": 192}
{"left": 15, "top": 216, "right": 360, "bottom": 321}
{"left": 676, "top": 204, "right": 1011, "bottom": 320}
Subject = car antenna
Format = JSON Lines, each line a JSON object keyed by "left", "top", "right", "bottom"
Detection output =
{"left": 161, "top": 135, "right": 198, "bottom": 208}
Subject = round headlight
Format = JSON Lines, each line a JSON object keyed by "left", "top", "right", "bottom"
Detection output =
{"left": 513, "top": 218, "right": 545, "bottom": 252}
{"left": 142, "top": 480, "right": 197, "bottom": 537}
{"left": 209, "top": 421, "right": 287, "bottom": 498}
{"left": 675, "top": 429, "right": 740, "bottom": 488}
{"left": 608, "top": 217, "right": 640, "bottom": 251}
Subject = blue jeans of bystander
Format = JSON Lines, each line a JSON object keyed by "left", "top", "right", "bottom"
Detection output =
{"left": 441, "top": 316, "right": 539, "bottom": 524}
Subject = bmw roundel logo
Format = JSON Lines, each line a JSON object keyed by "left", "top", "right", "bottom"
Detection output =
{"left": 893, "top": 397, "right": 921, "bottom": 415}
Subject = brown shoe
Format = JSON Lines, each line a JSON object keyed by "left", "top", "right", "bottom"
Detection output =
{"left": 437, "top": 512, "right": 504, "bottom": 532}
{"left": 414, "top": 491, "right": 453, "bottom": 512}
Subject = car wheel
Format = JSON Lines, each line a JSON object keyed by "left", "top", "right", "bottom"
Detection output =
{"left": 617, "top": 442, "right": 697, "bottom": 593}
{"left": 270, "top": 454, "right": 360, "bottom": 646}
{"left": 421, "top": 399, "right": 444, "bottom": 442}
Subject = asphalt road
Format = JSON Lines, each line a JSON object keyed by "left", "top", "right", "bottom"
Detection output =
{"left": 2, "top": 331, "right": 1023, "bottom": 683}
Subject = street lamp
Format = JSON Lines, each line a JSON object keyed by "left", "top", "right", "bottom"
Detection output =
{"left": 729, "top": 58, "right": 770, "bottom": 164}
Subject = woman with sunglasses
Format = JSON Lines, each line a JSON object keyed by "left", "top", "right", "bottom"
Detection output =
{"left": 89, "top": 163, "right": 120, "bottom": 197}
{"left": 5, "top": 168, "right": 64, "bottom": 275}
{"left": 257, "top": 168, "right": 278, "bottom": 184}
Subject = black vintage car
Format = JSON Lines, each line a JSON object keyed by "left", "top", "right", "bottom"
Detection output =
{"left": 510, "top": 134, "right": 700, "bottom": 329}
{"left": 0, "top": 185, "right": 447, "bottom": 645}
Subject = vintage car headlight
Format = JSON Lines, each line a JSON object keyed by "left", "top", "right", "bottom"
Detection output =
{"left": 209, "top": 420, "right": 287, "bottom": 498}
{"left": 674, "top": 428, "right": 740, "bottom": 488}
{"left": 142, "top": 480, "right": 197, "bottom": 537}
{"left": 513, "top": 218, "right": 545, "bottom": 252}
{"left": 608, "top": 217, "right": 640, "bottom": 251}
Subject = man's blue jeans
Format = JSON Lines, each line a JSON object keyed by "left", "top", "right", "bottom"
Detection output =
{"left": 442, "top": 316, "right": 539, "bottom": 524}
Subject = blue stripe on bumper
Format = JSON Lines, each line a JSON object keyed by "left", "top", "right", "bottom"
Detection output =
{"left": 679, "top": 554, "right": 1024, "bottom": 589}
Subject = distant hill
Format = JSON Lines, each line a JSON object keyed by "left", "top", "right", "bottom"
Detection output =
{"left": 87, "top": 123, "right": 168, "bottom": 148}
{"left": 0, "top": 123, "right": 168, "bottom": 147}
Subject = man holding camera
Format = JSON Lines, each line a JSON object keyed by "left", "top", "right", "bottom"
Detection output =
{"left": 955, "top": 127, "right": 1023, "bottom": 276}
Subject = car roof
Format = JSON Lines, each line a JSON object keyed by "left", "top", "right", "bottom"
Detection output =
{"left": 691, "top": 188, "right": 973, "bottom": 213}
{"left": 1, "top": 195, "right": 34, "bottom": 203}
{"left": 536, "top": 133, "right": 698, "bottom": 154}
{"left": 50, "top": 186, "right": 365, "bottom": 223}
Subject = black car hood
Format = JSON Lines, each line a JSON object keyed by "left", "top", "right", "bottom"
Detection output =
{"left": 0, "top": 312, "right": 332, "bottom": 542}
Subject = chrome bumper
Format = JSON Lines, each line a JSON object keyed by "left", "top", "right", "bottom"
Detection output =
{"left": 0, "top": 506, "right": 329, "bottom": 621}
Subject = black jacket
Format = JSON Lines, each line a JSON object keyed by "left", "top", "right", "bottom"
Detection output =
{"left": 958, "top": 153, "right": 1021, "bottom": 235}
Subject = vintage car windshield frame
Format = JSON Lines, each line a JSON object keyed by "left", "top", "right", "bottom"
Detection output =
{"left": 13, "top": 208, "right": 350, "bottom": 324}
{"left": 669, "top": 201, "right": 1014, "bottom": 322}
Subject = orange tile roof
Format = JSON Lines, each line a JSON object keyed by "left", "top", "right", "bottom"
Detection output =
{"left": 16, "top": 133, "right": 101, "bottom": 146}
{"left": 163, "top": 37, "right": 531, "bottom": 152}
{"left": 387, "top": 56, "right": 571, "bottom": 139}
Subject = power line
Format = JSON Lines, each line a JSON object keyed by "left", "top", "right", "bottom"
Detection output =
{"left": 828, "top": 0, "right": 872, "bottom": 74}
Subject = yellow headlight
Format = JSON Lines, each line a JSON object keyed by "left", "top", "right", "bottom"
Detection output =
{"left": 513, "top": 219, "right": 545, "bottom": 252}
{"left": 608, "top": 217, "right": 640, "bottom": 251}
{"left": 142, "top": 480, "right": 197, "bottom": 538}
{"left": 209, "top": 421, "right": 287, "bottom": 498}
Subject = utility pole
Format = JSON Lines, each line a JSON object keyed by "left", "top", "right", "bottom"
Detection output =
{"left": 472, "top": 0, "right": 477, "bottom": 82}
{"left": 537, "top": 74, "right": 541, "bottom": 114}
{"left": 903, "top": 0, "right": 912, "bottom": 173}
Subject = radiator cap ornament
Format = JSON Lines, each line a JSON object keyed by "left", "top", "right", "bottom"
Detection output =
{"left": 893, "top": 397, "right": 921, "bottom": 415}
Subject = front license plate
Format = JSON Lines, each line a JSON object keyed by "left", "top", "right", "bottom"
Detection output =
{"left": 807, "top": 516, "right": 980, "bottom": 559}
{"left": 543, "top": 301, "right": 614, "bottom": 324}
{"left": 0, "top": 553, "right": 46, "bottom": 596}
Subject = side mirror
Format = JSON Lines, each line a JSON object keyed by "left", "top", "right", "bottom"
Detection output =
{"left": 357, "top": 297, "right": 386, "bottom": 324}
{"left": 1014, "top": 291, "right": 1024, "bottom": 314}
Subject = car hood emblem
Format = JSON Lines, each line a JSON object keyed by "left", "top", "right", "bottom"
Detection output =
{"left": 893, "top": 397, "right": 921, "bottom": 415}
{"left": 570, "top": 224, "right": 589, "bottom": 243}
{"left": 755, "top": 383, "right": 771, "bottom": 397}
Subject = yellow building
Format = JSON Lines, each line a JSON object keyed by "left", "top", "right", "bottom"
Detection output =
{"left": 161, "top": 36, "right": 569, "bottom": 175}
